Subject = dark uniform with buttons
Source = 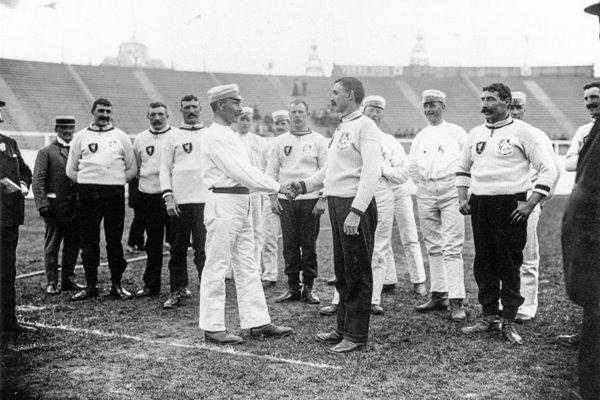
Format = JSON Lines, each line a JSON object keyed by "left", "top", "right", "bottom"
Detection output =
{"left": 0, "top": 100, "right": 35, "bottom": 334}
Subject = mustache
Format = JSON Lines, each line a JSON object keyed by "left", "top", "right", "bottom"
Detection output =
{"left": 587, "top": 104, "right": 598, "bottom": 110}
{"left": 481, "top": 107, "right": 493, "bottom": 113}
{"left": 99, "top": 116, "right": 110, "bottom": 121}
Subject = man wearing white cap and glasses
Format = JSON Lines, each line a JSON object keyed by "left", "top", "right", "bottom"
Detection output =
{"left": 236, "top": 107, "right": 266, "bottom": 274}
{"left": 259, "top": 110, "right": 289, "bottom": 285}
{"left": 199, "top": 84, "right": 293, "bottom": 345}
{"left": 408, "top": 89, "right": 468, "bottom": 322}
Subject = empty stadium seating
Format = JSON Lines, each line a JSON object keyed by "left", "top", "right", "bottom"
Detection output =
{"left": 0, "top": 58, "right": 593, "bottom": 140}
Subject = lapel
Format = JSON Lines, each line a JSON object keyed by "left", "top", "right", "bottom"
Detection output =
{"left": 576, "top": 119, "right": 600, "bottom": 183}
{"left": 54, "top": 141, "right": 69, "bottom": 160}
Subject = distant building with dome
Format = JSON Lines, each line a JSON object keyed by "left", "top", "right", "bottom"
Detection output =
{"left": 102, "top": 36, "right": 166, "bottom": 69}
{"left": 305, "top": 43, "right": 325, "bottom": 77}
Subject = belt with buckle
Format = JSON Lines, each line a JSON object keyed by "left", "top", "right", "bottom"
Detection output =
{"left": 211, "top": 187, "right": 250, "bottom": 195}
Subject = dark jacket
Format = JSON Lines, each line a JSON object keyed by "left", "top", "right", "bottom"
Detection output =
{"left": 32, "top": 140, "right": 78, "bottom": 223}
{"left": 562, "top": 120, "right": 600, "bottom": 309}
{"left": 0, "top": 134, "right": 32, "bottom": 228}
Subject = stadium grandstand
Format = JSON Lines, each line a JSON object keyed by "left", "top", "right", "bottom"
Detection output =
{"left": 0, "top": 57, "right": 593, "bottom": 141}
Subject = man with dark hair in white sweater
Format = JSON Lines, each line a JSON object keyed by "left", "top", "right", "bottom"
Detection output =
{"left": 268, "top": 99, "right": 328, "bottom": 305}
{"left": 291, "top": 77, "right": 382, "bottom": 354}
{"left": 133, "top": 102, "right": 172, "bottom": 297}
{"left": 160, "top": 94, "right": 208, "bottom": 309}
{"left": 67, "top": 98, "right": 137, "bottom": 301}
{"left": 457, "top": 83, "right": 559, "bottom": 345}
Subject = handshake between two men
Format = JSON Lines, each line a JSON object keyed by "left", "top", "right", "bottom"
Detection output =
{"left": 274, "top": 182, "right": 360, "bottom": 236}
{"left": 277, "top": 182, "right": 303, "bottom": 200}
{"left": 272, "top": 182, "right": 327, "bottom": 217}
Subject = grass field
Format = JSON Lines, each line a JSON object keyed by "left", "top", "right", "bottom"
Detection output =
{"left": 1, "top": 196, "right": 581, "bottom": 400}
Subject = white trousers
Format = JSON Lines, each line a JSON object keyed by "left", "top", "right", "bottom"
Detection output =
{"left": 386, "top": 194, "right": 426, "bottom": 285}
{"left": 518, "top": 204, "right": 541, "bottom": 318}
{"left": 372, "top": 191, "right": 395, "bottom": 306}
{"left": 199, "top": 193, "right": 271, "bottom": 331}
{"left": 250, "top": 193, "right": 264, "bottom": 271}
{"left": 261, "top": 195, "right": 280, "bottom": 281}
{"left": 416, "top": 178, "right": 465, "bottom": 299}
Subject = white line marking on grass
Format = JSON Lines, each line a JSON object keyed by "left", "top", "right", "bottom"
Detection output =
{"left": 28, "top": 322, "right": 341, "bottom": 370}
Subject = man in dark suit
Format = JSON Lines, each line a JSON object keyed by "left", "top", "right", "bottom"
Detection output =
{"left": 561, "top": 84, "right": 600, "bottom": 400}
{"left": 33, "top": 116, "right": 85, "bottom": 295}
{"left": 0, "top": 99, "right": 37, "bottom": 336}
{"left": 560, "top": 5, "right": 600, "bottom": 400}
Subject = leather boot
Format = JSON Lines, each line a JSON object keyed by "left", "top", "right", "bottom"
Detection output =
{"left": 70, "top": 286, "right": 98, "bottom": 301}
{"left": 415, "top": 291, "right": 449, "bottom": 312}
{"left": 449, "top": 299, "right": 466, "bottom": 322}
{"left": 275, "top": 284, "right": 302, "bottom": 303}
{"left": 302, "top": 282, "right": 320, "bottom": 304}
{"left": 461, "top": 314, "right": 502, "bottom": 335}
{"left": 502, "top": 319, "right": 523, "bottom": 345}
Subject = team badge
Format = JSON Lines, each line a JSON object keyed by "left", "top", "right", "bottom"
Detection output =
{"left": 0, "top": 143, "right": 5, "bottom": 152}
{"left": 88, "top": 143, "right": 98, "bottom": 153}
{"left": 300, "top": 143, "right": 316, "bottom": 159}
{"left": 495, "top": 138, "right": 513, "bottom": 156}
{"left": 146, "top": 145, "right": 154, "bottom": 156}
{"left": 475, "top": 141, "right": 486, "bottom": 154}
{"left": 284, "top": 145, "right": 293, "bottom": 156}
{"left": 183, "top": 142, "right": 193, "bottom": 153}
{"left": 336, "top": 131, "right": 352, "bottom": 151}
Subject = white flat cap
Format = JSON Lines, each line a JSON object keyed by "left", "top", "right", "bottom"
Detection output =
{"left": 511, "top": 91, "right": 527, "bottom": 105}
{"left": 272, "top": 110, "right": 290, "bottom": 122}
{"left": 363, "top": 95, "right": 386, "bottom": 110}
{"left": 241, "top": 106, "right": 253, "bottom": 114}
{"left": 207, "top": 84, "right": 243, "bottom": 104}
{"left": 422, "top": 89, "right": 446, "bottom": 104}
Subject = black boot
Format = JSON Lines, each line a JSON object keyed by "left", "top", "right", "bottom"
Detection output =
{"left": 275, "top": 284, "right": 302, "bottom": 303}
{"left": 70, "top": 285, "right": 98, "bottom": 301}
{"left": 302, "top": 281, "right": 320, "bottom": 304}
{"left": 415, "top": 291, "right": 449, "bottom": 312}
{"left": 502, "top": 319, "right": 523, "bottom": 345}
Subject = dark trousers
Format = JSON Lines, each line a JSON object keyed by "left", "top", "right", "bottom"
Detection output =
{"left": 43, "top": 218, "right": 80, "bottom": 286}
{"left": 137, "top": 193, "right": 167, "bottom": 293}
{"left": 136, "top": 193, "right": 168, "bottom": 293}
{"left": 78, "top": 184, "right": 127, "bottom": 287}
{"left": 167, "top": 203, "right": 206, "bottom": 292}
{"left": 328, "top": 196, "right": 377, "bottom": 343}
{"left": 127, "top": 208, "right": 145, "bottom": 249}
{"left": 471, "top": 193, "right": 527, "bottom": 320}
{"left": 280, "top": 198, "right": 320, "bottom": 286}
{"left": 0, "top": 226, "right": 18, "bottom": 331}
{"left": 579, "top": 305, "right": 600, "bottom": 400}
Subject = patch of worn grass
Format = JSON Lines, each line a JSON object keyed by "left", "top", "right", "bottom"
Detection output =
{"left": 1, "top": 196, "right": 580, "bottom": 399}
